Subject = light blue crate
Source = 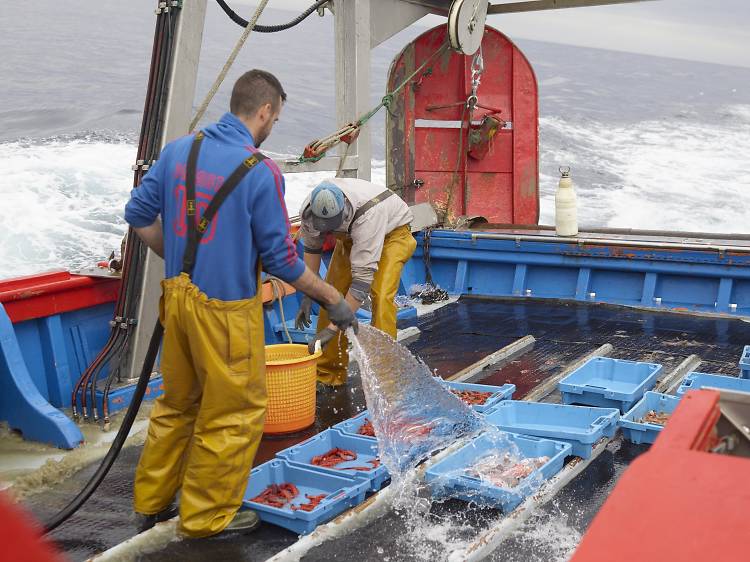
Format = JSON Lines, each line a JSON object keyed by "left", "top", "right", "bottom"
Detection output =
{"left": 558, "top": 357, "right": 662, "bottom": 413}
{"left": 619, "top": 392, "right": 682, "bottom": 445}
{"left": 424, "top": 432, "right": 571, "bottom": 512}
{"left": 739, "top": 346, "right": 750, "bottom": 380}
{"left": 483, "top": 401, "right": 618, "bottom": 459}
{"left": 675, "top": 372, "right": 750, "bottom": 397}
{"left": 333, "top": 410, "right": 375, "bottom": 440}
{"left": 242, "top": 459, "right": 369, "bottom": 535}
{"left": 439, "top": 380, "right": 516, "bottom": 414}
{"left": 276, "top": 428, "right": 388, "bottom": 492}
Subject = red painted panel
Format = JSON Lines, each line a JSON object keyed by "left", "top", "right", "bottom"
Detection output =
{"left": 651, "top": 389, "right": 721, "bottom": 452}
{"left": 572, "top": 448, "right": 750, "bottom": 562}
{"left": 466, "top": 173, "right": 513, "bottom": 222}
{"left": 511, "top": 48, "right": 540, "bottom": 223}
{"left": 0, "top": 492, "right": 65, "bottom": 561}
{"left": 467, "top": 130, "right": 513, "bottom": 174}
{"left": 573, "top": 390, "right": 742, "bottom": 562}
{"left": 387, "top": 25, "right": 539, "bottom": 224}
{"left": 414, "top": 127, "right": 464, "bottom": 172}
{"left": 0, "top": 270, "right": 120, "bottom": 324}
{"left": 412, "top": 171, "right": 456, "bottom": 208}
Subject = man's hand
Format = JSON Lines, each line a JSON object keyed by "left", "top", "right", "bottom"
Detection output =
{"left": 324, "top": 297, "right": 358, "bottom": 333}
{"left": 308, "top": 326, "right": 338, "bottom": 354}
{"left": 295, "top": 296, "right": 313, "bottom": 330}
{"left": 290, "top": 266, "right": 357, "bottom": 332}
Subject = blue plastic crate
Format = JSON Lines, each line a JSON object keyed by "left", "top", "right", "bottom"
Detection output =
{"left": 619, "top": 392, "right": 682, "bottom": 445}
{"left": 424, "top": 432, "right": 570, "bottom": 512}
{"left": 242, "top": 459, "right": 369, "bottom": 535}
{"left": 333, "top": 410, "right": 375, "bottom": 440}
{"left": 739, "top": 346, "right": 750, "bottom": 380}
{"left": 483, "top": 401, "right": 618, "bottom": 459}
{"left": 276, "top": 428, "right": 388, "bottom": 492}
{"left": 558, "top": 357, "right": 662, "bottom": 413}
{"left": 439, "top": 380, "right": 516, "bottom": 414}
{"left": 675, "top": 372, "right": 750, "bottom": 397}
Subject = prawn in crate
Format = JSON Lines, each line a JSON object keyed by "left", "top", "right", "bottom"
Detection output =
{"left": 438, "top": 380, "right": 516, "bottom": 413}
{"left": 276, "top": 428, "right": 389, "bottom": 492}
{"left": 425, "top": 432, "right": 570, "bottom": 512}
{"left": 242, "top": 459, "right": 368, "bottom": 535}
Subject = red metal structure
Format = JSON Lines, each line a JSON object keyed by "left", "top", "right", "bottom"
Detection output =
{"left": 386, "top": 25, "right": 539, "bottom": 224}
{"left": 572, "top": 390, "right": 750, "bottom": 562}
{"left": 0, "top": 271, "right": 119, "bottom": 324}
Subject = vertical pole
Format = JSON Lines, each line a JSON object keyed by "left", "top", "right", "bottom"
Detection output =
{"left": 126, "top": 0, "right": 208, "bottom": 381}
{"left": 334, "top": 0, "right": 371, "bottom": 180}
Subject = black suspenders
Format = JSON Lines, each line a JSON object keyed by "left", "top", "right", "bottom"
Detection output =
{"left": 348, "top": 189, "right": 394, "bottom": 233}
{"left": 181, "top": 131, "right": 267, "bottom": 276}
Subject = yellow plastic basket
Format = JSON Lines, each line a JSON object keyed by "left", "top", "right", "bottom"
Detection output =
{"left": 263, "top": 344, "right": 322, "bottom": 435}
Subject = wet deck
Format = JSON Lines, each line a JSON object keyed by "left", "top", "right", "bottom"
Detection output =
{"left": 24, "top": 298, "right": 750, "bottom": 561}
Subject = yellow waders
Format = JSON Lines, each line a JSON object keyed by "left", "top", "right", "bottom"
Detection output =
{"left": 316, "top": 224, "right": 416, "bottom": 386}
{"left": 133, "top": 273, "right": 266, "bottom": 537}
{"left": 133, "top": 131, "right": 268, "bottom": 538}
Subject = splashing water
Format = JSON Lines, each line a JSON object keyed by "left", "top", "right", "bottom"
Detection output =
{"left": 347, "top": 324, "right": 485, "bottom": 474}
{"left": 346, "top": 325, "right": 547, "bottom": 560}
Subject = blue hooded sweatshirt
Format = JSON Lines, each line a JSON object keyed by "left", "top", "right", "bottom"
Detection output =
{"left": 124, "top": 113, "right": 305, "bottom": 301}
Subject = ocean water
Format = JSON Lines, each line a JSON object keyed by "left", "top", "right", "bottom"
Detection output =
{"left": 1, "top": 0, "right": 749, "bottom": 279}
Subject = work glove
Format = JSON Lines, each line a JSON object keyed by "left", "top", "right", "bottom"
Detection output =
{"left": 308, "top": 327, "right": 338, "bottom": 354}
{"left": 324, "top": 296, "right": 359, "bottom": 334}
{"left": 295, "top": 296, "right": 313, "bottom": 330}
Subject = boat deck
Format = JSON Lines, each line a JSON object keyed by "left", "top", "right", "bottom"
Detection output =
{"left": 24, "top": 297, "right": 750, "bottom": 561}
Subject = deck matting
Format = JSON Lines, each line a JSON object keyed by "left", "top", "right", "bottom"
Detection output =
{"left": 23, "top": 298, "right": 749, "bottom": 561}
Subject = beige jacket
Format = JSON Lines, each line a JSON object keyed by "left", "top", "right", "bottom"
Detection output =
{"left": 298, "top": 178, "right": 413, "bottom": 300}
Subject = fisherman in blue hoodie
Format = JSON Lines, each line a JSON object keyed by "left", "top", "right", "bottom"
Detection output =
{"left": 124, "top": 70, "right": 357, "bottom": 538}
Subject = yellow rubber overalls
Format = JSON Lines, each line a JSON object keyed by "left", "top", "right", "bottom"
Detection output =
{"left": 316, "top": 223, "right": 416, "bottom": 386}
{"left": 133, "top": 132, "right": 268, "bottom": 538}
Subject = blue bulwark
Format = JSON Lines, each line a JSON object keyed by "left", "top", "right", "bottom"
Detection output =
{"left": 0, "top": 303, "right": 83, "bottom": 449}
{"left": 408, "top": 230, "right": 750, "bottom": 316}
{"left": 1, "top": 299, "right": 164, "bottom": 449}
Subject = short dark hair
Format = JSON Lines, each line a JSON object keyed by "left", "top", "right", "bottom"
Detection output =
{"left": 230, "top": 69, "right": 287, "bottom": 117}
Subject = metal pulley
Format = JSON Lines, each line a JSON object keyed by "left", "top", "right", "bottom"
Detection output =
{"left": 448, "top": 0, "right": 488, "bottom": 55}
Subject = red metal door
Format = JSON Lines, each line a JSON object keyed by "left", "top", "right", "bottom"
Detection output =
{"left": 386, "top": 25, "right": 539, "bottom": 224}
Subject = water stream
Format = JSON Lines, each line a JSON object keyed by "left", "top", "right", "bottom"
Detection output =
{"left": 346, "top": 325, "right": 546, "bottom": 560}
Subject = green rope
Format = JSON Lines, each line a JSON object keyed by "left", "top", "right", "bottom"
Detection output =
{"left": 357, "top": 42, "right": 449, "bottom": 128}
{"left": 295, "top": 41, "right": 450, "bottom": 164}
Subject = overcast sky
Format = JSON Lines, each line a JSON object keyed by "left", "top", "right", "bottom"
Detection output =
{"left": 235, "top": 0, "right": 749, "bottom": 67}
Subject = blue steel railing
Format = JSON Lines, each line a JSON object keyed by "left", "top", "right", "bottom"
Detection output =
{"left": 408, "top": 230, "right": 750, "bottom": 316}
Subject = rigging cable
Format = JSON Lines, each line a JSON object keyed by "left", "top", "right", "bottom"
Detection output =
{"left": 190, "top": 0, "right": 270, "bottom": 130}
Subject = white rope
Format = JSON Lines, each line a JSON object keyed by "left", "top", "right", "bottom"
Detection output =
{"left": 268, "top": 277, "right": 293, "bottom": 344}
{"left": 190, "top": 0, "right": 271, "bottom": 131}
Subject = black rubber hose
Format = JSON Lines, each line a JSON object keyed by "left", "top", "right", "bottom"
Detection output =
{"left": 44, "top": 321, "right": 164, "bottom": 534}
{"left": 215, "top": 0, "right": 329, "bottom": 32}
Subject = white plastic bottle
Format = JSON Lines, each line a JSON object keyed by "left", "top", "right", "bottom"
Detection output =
{"left": 555, "top": 166, "right": 578, "bottom": 236}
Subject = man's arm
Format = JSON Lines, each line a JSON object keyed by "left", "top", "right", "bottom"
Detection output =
{"left": 133, "top": 218, "right": 164, "bottom": 258}
{"left": 290, "top": 266, "right": 342, "bottom": 307}
{"left": 303, "top": 251, "right": 322, "bottom": 277}
{"left": 125, "top": 144, "right": 169, "bottom": 253}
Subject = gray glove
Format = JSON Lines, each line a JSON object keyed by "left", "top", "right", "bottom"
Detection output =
{"left": 324, "top": 296, "right": 359, "bottom": 334}
{"left": 308, "top": 327, "right": 338, "bottom": 354}
{"left": 295, "top": 296, "right": 313, "bottom": 330}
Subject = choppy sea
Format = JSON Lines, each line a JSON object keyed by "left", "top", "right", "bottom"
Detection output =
{"left": 1, "top": 0, "right": 749, "bottom": 278}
